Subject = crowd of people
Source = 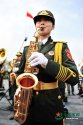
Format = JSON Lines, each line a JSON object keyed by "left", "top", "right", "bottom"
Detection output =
{"left": 0, "top": 10, "right": 81, "bottom": 125}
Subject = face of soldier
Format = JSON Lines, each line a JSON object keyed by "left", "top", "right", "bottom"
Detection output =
{"left": 16, "top": 56, "right": 22, "bottom": 62}
{"left": 35, "top": 17, "right": 55, "bottom": 38}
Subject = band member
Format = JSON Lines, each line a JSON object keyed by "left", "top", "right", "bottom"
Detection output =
{"left": 11, "top": 52, "right": 22, "bottom": 99}
{"left": 8, "top": 52, "right": 22, "bottom": 111}
{"left": 15, "top": 52, "right": 22, "bottom": 68}
{"left": 78, "top": 75, "right": 83, "bottom": 96}
{"left": 0, "top": 48, "right": 6, "bottom": 90}
{"left": 8, "top": 59, "right": 17, "bottom": 100}
{"left": 8, "top": 52, "right": 22, "bottom": 119}
{"left": 15, "top": 10, "right": 79, "bottom": 125}
{"left": 0, "top": 64, "right": 5, "bottom": 90}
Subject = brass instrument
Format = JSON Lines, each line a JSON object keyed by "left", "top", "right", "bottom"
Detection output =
{"left": 14, "top": 29, "right": 40, "bottom": 124}
{"left": 9, "top": 59, "right": 17, "bottom": 85}
{"left": 10, "top": 72, "right": 16, "bottom": 85}
{"left": 0, "top": 68, "right": 5, "bottom": 74}
{"left": 0, "top": 48, "right": 6, "bottom": 64}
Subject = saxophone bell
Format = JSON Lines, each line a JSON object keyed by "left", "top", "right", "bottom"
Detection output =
{"left": 16, "top": 73, "right": 38, "bottom": 90}
{"left": 14, "top": 73, "right": 38, "bottom": 125}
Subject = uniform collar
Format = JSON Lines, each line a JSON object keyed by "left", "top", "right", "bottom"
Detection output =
{"left": 38, "top": 36, "right": 53, "bottom": 45}
{"left": 38, "top": 37, "right": 48, "bottom": 45}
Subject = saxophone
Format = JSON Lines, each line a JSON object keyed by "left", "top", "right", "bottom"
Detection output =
{"left": 14, "top": 29, "right": 40, "bottom": 124}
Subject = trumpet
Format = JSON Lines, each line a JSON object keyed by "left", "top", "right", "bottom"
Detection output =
{"left": 10, "top": 72, "right": 16, "bottom": 85}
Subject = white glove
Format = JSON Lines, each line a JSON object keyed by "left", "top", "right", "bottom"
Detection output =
{"left": 28, "top": 52, "right": 48, "bottom": 67}
{"left": 8, "top": 68, "right": 11, "bottom": 72}
{"left": 13, "top": 67, "right": 19, "bottom": 72}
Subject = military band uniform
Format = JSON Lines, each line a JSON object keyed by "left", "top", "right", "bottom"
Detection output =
{"left": 17, "top": 38, "right": 79, "bottom": 125}
{"left": 16, "top": 10, "right": 79, "bottom": 125}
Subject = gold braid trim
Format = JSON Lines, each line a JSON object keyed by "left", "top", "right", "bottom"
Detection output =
{"left": 64, "top": 68, "right": 76, "bottom": 82}
{"left": 56, "top": 65, "right": 76, "bottom": 82}
{"left": 56, "top": 65, "right": 68, "bottom": 81}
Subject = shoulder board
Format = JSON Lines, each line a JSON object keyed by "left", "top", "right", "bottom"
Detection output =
{"left": 53, "top": 41, "right": 67, "bottom": 43}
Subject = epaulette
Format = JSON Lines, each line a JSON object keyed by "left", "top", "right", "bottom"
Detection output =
{"left": 53, "top": 41, "right": 67, "bottom": 43}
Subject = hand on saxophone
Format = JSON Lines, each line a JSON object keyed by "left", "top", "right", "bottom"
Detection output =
{"left": 28, "top": 52, "right": 48, "bottom": 68}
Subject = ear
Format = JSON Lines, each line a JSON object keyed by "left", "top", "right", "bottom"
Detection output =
{"left": 52, "top": 24, "right": 55, "bottom": 30}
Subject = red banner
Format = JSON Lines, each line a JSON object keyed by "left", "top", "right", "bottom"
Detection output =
{"left": 26, "top": 12, "right": 33, "bottom": 19}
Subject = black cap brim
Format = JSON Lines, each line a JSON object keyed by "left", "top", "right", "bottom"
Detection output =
{"left": 33, "top": 15, "right": 55, "bottom": 25}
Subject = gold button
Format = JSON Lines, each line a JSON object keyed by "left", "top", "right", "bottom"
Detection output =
{"left": 58, "top": 95, "right": 61, "bottom": 99}
{"left": 36, "top": 91, "right": 39, "bottom": 95}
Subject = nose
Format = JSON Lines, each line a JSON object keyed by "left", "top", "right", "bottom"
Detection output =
{"left": 40, "top": 20, "right": 45, "bottom": 25}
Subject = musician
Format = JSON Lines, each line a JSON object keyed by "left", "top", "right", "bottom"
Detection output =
{"left": 0, "top": 48, "right": 6, "bottom": 90}
{"left": 8, "top": 52, "right": 22, "bottom": 119}
{"left": 78, "top": 75, "right": 83, "bottom": 96}
{"left": 0, "top": 64, "right": 5, "bottom": 90}
{"left": 15, "top": 52, "right": 22, "bottom": 67}
{"left": 8, "top": 59, "right": 16, "bottom": 101}
{"left": 11, "top": 52, "right": 22, "bottom": 99}
{"left": 16, "top": 10, "right": 79, "bottom": 125}
{"left": 8, "top": 52, "right": 22, "bottom": 111}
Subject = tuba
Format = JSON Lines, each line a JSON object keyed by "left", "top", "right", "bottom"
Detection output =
{"left": 14, "top": 28, "right": 40, "bottom": 124}
{"left": 0, "top": 48, "right": 6, "bottom": 64}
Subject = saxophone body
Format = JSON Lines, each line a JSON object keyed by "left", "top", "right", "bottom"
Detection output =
{"left": 14, "top": 29, "right": 39, "bottom": 124}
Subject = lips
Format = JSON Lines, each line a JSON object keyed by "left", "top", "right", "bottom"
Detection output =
{"left": 40, "top": 27, "right": 45, "bottom": 31}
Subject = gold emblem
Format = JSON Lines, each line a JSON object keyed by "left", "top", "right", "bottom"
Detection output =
{"left": 48, "top": 51, "right": 54, "bottom": 56}
{"left": 58, "top": 95, "right": 61, "bottom": 99}
{"left": 39, "top": 10, "right": 49, "bottom": 16}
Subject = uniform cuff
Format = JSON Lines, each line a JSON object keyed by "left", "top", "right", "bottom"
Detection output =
{"left": 46, "top": 60, "right": 60, "bottom": 77}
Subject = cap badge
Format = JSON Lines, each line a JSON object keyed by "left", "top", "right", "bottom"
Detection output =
{"left": 39, "top": 10, "right": 49, "bottom": 16}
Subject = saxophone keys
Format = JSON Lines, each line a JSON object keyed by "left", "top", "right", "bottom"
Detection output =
{"left": 31, "top": 67, "right": 39, "bottom": 74}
